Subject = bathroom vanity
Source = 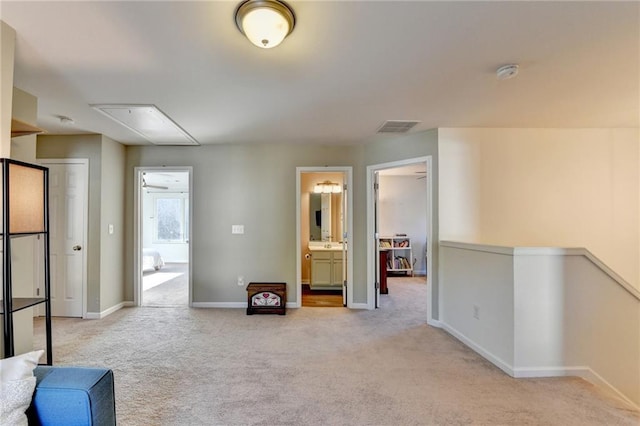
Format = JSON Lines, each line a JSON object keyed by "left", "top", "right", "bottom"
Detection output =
{"left": 308, "top": 242, "right": 344, "bottom": 290}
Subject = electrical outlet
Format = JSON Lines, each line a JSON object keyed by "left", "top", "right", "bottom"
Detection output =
{"left": 237, "top": 276, "right": 245, "bottom": 286}
{"left": 473, "top": 305, "right": 480, "bottom": 320}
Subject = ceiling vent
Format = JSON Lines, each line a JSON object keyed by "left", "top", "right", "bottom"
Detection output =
{"left": 376, "top": 120, "right": 420, "bottom": 134}
{"left": 91, "top": 104, "right": 199, "bottom": 145}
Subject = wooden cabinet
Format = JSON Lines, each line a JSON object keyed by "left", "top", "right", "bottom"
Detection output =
{"left": 310, "top": 250, "right": 343, "bottom": 290}
{"left": 378, "top": 236, "right": 413, "bottom": 276}
{"left": 246, "top": 282, "right": 286, "bottom": 315}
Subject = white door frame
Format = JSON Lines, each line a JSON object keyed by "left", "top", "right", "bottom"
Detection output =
{"left": 39, "top": 158, "right": 89, "bottom": 318}
{"left": 366, "top": 156, "right": 435, "bottom": 323}
{"left": 296, "top": 167, "right": 353, "bottom": 308}
{"left": 134, "top": 166, "right": 193, "bottom": 307}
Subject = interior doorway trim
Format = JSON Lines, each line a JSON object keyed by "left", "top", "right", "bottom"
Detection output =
{"left": 134, "top": 166, "right": 193, "bottom": 307}
{"left": 366, "top": 156, "right": 435, "bottom": 323}
{"left": 296, "top": 166, "right": 353, "bottom": 309}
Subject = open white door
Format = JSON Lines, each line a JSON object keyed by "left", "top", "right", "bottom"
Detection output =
{"left": 342, "top": 181, "right": 348, "bottom": 306}
{"left": 374, "top": 171, "right": 381, "bottom": 308}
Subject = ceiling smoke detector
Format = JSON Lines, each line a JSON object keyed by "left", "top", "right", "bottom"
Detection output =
{"left": 496, "top": 64, "right": 519, "bottom": 80}
{"left": 59, "top": 116, "right": 74, "bottom": 126}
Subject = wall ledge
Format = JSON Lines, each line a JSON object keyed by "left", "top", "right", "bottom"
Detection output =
{"left": 440, "top": 241, "right": 640, "bottom": 301}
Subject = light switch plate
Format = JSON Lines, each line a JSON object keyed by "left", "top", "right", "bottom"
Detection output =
{"left": 232, "top": 225, "right": 244, "bottom": 234}
{"left": 108, "top": 224, "right": 114, "bottom": 234}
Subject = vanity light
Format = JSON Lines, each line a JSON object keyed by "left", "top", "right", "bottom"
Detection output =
{"left": 313, "top": 181, "right": 342, "bottom": 194}
{"left": 235, "top": 0, "right": 295, "bottom": 49}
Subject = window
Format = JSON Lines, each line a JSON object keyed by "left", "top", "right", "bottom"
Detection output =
{"left": 154, "top": 195, "right": 189, "bottom": 243}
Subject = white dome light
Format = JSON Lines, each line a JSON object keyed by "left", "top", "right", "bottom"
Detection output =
{"left": 235, "top": 0, "right": 295, "bottom": 49}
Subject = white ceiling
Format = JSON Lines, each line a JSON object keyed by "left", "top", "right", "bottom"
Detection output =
{"left": 2, "top": 1, "right": 638, "bottom": 146}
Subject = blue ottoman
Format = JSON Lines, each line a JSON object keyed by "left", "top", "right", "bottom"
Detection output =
{"left": 27, "top": 366, "right": 116, "bottom": 426}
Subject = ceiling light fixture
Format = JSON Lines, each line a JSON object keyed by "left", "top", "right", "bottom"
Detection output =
{"left": 313, "top": 181, "right": 342, "bottom": 194}
{"left": 496, "top": 64, "right": 519, "bottom": 80}
{"left": 235, "top": 0, "right": 295, "bottom": 49}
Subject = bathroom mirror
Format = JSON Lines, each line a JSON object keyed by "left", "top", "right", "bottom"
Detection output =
{"left": 309, "top": 193, "right": 342, "bottom": 241}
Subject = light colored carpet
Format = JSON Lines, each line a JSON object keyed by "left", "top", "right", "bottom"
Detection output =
{"left": 142, "top": 263, "right": 188, "bottom": 306}
{"left": 34, "top": 277, "right": 639, "bottom": 425}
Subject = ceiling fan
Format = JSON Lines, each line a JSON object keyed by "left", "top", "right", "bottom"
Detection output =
{"left": 142, "top": 177, "right": 168, "bottom": 190}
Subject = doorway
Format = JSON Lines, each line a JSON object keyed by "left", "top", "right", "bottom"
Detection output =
{"left": 296, "top": 167, "right": 353, "bottom": 308}
{"left": 367, "top": 157, "right": 433, "bottom": 319}
{"left": 134, "top": 167, "right": 192, "bottom": 307}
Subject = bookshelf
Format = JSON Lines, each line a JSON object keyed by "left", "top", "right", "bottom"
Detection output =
{"left": 378, "top": 236, "right": 413, "bottom": 276}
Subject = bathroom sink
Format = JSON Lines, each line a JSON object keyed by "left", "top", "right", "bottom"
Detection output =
{"left": 308, "top": 242, "right": 344, "bottom": 251}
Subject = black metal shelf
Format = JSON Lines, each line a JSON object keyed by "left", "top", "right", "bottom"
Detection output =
{"left": 0, "top": 231, "right": 47, "bottom": 238}
{"left": 0, "top": 297, "right": 47, "bottom": 314}
{"left": 1, "top": 158, "right": 52, "bottom": 365}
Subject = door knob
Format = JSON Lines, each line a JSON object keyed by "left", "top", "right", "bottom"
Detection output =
{"left": 73, "top": 245, "right": 82, "bottom": 251}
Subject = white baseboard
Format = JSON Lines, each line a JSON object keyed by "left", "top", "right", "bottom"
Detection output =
{"left": 350, "top": 303, "right": 369, "bottom": 310}
{"left": 512, "top": 365, "right": 588, "bottom": 378}
{"left": 427, "top": 318, "right": 442, "bottom": 328}
{"left": 84, "top": 301, "right": 133, "bottom": 319}
{"left": 192, "top": 301, "right": 365, "bottom": 310}
{"left": 192, "top": 302, "right": 246, "bottom": 308}
{"left": 442, "top": 320, "right": 639, "bottom": 410}
{"left": 192, "top": 301, "right": 298, "bottom": 310}
{"left": 440, "top": 321, "right": 515, "bottom": 376}
{"left": 513, "top": 366, "right": 639, "bottom": 410}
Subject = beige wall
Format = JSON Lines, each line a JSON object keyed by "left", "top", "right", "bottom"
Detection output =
{"left": 439, "top": 128, "right": 640, "bottom": 289}
{"left": 363, "top": 129, "right": 439, "bottom": 314}
{"left": 0, "top": 21, "right": 15, "bottom": 156}
{"left": 11, "top": 87, "right": 37, "bottom": 161}
{"left": 99, "top": 136, "right": 126, "bottom": 311}
{"left": 37, "top": 134, "right": 104, "bottom": 313}
{"left": 124, "top": 144, "right": 358, "bottom": 304}
{"left": 35, "top": 130, "right": 438, "bottom": 312}
{"left": 124, "top": 131, "right": 439, "bottom": 308}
